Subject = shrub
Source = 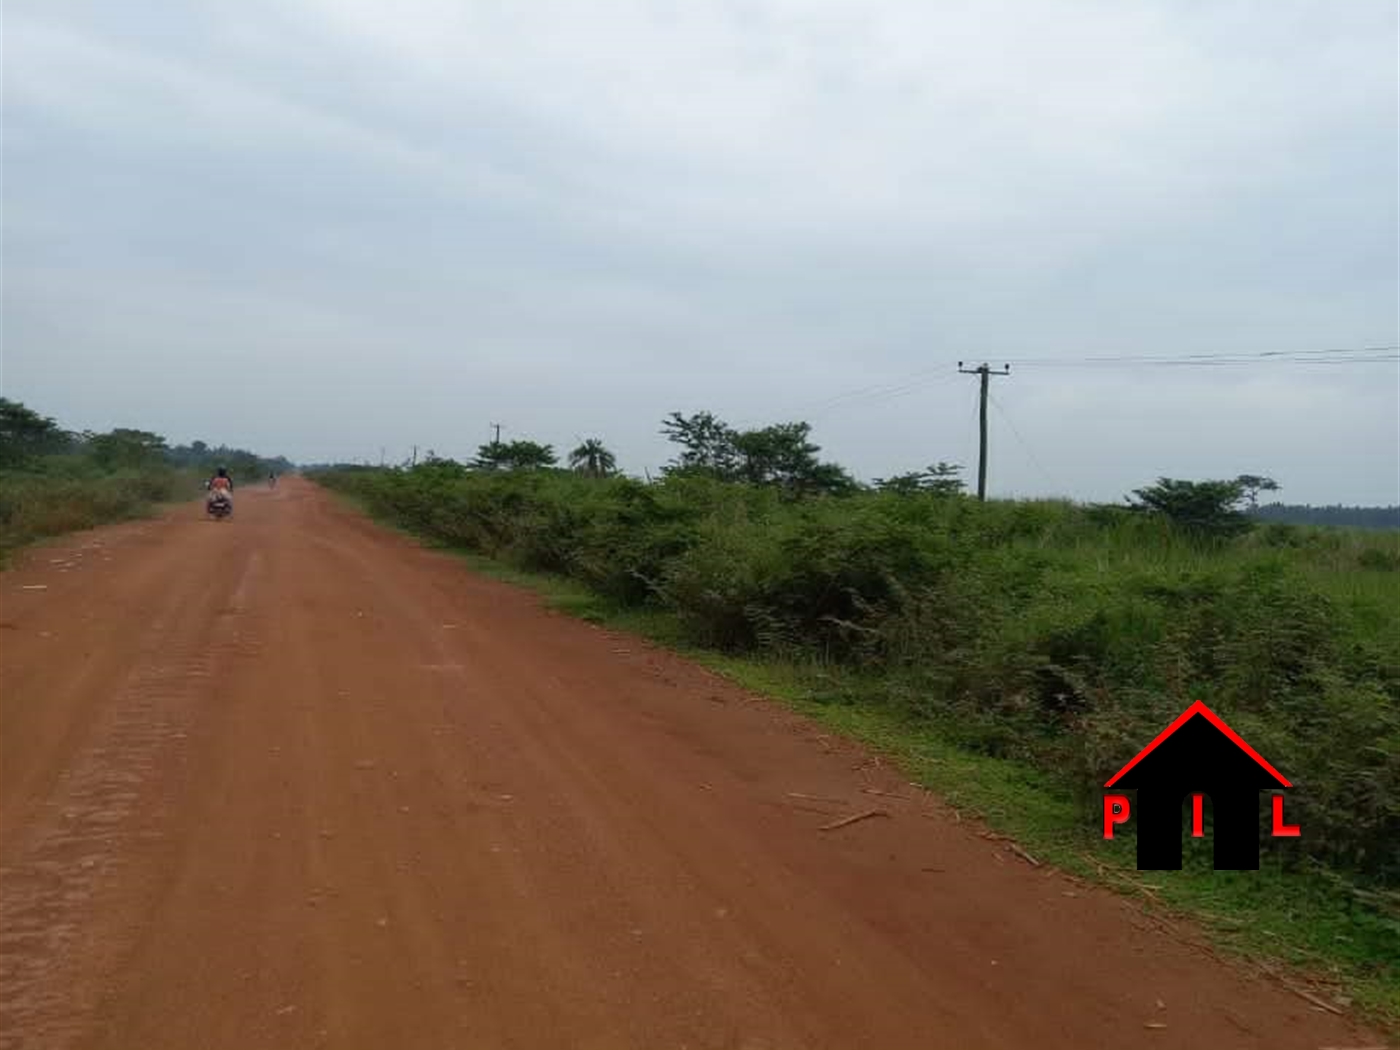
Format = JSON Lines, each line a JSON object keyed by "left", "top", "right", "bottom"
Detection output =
{"left": 311, "top": 465, "right": 1400, "bottom": 885}
{"left": 0, "top": 466, "right": 181, "bottom": 556}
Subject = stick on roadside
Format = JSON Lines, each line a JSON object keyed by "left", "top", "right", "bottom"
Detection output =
{"left": 1008, "top": 843, "right": 1041, "bottom": 867}
{"left": 819, "top": 809, "right": 890, "bottom": 832}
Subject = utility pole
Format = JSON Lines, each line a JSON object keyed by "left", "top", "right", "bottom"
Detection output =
{"left": 957, "top": 362, "right": 1011, "bottom": 501}
{"left": 411, "top": 445, "right": 418, "bottom": 467}
{"left": 491, "top": 423, "right": 502, "bottom": 445}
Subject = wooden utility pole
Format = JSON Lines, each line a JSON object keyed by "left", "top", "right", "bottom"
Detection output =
{"left": 411, "top": 445, "right": 418, "bottom": 467}
{"left": 491, "top": 423, "right": 502, "bottom": 445}
{"left": 957, "top": 362, "right": 1011, "bottom": 501}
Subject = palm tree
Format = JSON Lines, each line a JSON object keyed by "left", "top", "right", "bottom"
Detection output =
{"left": 568, "top": 438, "right": 617, "bottom": 478}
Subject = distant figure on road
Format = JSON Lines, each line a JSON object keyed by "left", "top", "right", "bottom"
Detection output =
{"left": 268, "top": 472, "right": 277, "bottom": 489}
{"left": 207, "top": 467, "right": 233, "bottom": 511}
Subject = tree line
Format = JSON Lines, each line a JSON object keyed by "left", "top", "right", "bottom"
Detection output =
{"left": 1253, "top": 503, "right": 1400, "bottom": 530}
{"left": 0, "top": 398, "right": 293, "bottom": 480}
{"left": 404, "top": 411, "right": 1394, "bottom": 540}
{"left": 443, "top": 411, "right": 964, "bottom": 498}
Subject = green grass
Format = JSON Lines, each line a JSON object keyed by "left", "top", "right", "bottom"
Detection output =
{"left": 0, "top": 467, "right": 200, "bottom": 564}
{"left": 425, "top": 539, "right": 1400, "bottom": 1030}
{"left": 317, "top": 471, "right": 1399, "bottom": 1031}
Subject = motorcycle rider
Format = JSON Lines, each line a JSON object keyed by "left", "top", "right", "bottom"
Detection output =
{"left": 207, "top": 466, "right": 233, "bottom": 511}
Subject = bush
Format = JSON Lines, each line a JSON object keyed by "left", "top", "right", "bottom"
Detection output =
{"left": 312, "top": 465, "right": 1400, "bottom": 885}
{"left": 0, "top": 398, "right": 292, "bottom": 557}
{"left": 0, "top": 466, "right": 181, "bottom": 556}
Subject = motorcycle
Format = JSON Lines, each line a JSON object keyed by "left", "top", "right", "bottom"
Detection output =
{"left": 207, "top": 491, "right": 233, "bottom": 520}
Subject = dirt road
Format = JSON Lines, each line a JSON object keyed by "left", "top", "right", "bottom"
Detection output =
{"left": 0, "top": 479, "right": 1383, "bottom": 1049}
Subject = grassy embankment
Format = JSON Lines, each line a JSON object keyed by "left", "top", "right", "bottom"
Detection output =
{"left": 317, "top": 463, "right": 1399, "bottom": 1025}
{"left": 0, "top": 399, "right": 294, "bottom": 563}
{"left": 0, "top": 458, "right": 192, "bottom": 563}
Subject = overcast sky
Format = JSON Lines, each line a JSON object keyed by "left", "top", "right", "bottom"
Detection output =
{"left": 3, "top": 1, "right": 1397, "bottom": 502}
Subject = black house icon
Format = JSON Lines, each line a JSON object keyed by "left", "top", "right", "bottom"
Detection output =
{"left": 1105, "top": 701, "right": 1291, "bottom": 870}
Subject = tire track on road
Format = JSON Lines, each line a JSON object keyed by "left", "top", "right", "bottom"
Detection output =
{"left": 0, "top": 549, "right": 266, "bottom": 1050}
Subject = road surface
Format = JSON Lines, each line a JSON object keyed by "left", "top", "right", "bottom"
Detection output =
{"left": 0, "top": 479, "right": 1383, "bottom": 1049}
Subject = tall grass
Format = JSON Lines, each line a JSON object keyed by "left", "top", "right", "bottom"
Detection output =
{"left": 0, "top": 459, "right": 186, "bottom": 559}
{"left": 317, "top": 464, "right": 1400, "bottom": 893}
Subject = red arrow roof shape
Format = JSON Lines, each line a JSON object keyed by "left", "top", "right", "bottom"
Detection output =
{"left": 1104, "top": 700, "right": 1291, "bottom": 789}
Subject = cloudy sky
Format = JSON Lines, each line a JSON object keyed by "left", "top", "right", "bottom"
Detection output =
{"left": 3, "top": 1, "right": 1397, "bottom": 502}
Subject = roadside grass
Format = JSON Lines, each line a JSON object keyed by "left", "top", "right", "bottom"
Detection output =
{"left": 328, "top": 486, "right": 1400, "bottom": 1031}
{"left": 0, "top": 468, "right": 202, "bottom": 566}
{"left": 458, "top": 547, "right": 1400, "bottom": 1029}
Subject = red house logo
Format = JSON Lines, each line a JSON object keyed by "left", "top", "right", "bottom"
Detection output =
{"left": 1102, "top": 701, "right": 1299, "bottom": 870}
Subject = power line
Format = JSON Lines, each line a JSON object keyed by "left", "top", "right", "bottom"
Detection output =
{"left": 809, "top": 371, "right": 964, "bottom": 421}
{"left": 987, "top": 390, "right": 1060, "bottom": 495}
{"left": 736, "top": 343, "right": 1396, "bottom": 429}
{"left": 1005, "top": 357, "right": 1398, "bottom": 369}
{"left": 792, "top": 369, "right": 942, "bottom": 416}
{"left": 701, "top": 342, "right": 1395, "bottom": 459}
{"left": 733, "top": 365, "right": 949, "bottom": 428}
{"left": 1000, "top": 345, "right": 1398, "bottom": 368}
{"left": 729, "top": 367, "right": 960, "bottom": 432}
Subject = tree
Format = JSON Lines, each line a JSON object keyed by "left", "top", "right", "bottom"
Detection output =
{"left": 568, "top": 438, "right": 617, "bottom": 478}
{"left": 165, "top": 440, "right": 293, "bottom": 479}
{"left": 472, "top": 441, "right": 510, "bottom": 470}
{"left": 796, "top": 460, "right": 861, "bottom": 497}
{"left": 0, "top": 398, "right": 70, "bottom": 467}
{"left": 660, "top": 411, "right": 854, "bottom": 496}
{"left": 873, "top": 471, "right": 924, "bottom": 496}
{"left": 660, "top": 411, "right": 739, "bottom": 477}
{"left": 924, "top": 462, "right": 966, "bottom": 497}
{"left": 1234, "top": 474, "right": 1280, "bottom": 510}
{"left": 474, "top": 439, "right": 557, "bottom": 471}
{"left": 1252, "top": 503, "right": 1400, "bottom": 529}
{"left": 87, "top": 428, "right": 168, "bottom": 470}
{"left": 874, "top": 462, "right": 966, "bottom": 497}
{"left": 731, "top": 422, "right": 820, "bottom": 487}
{"left": 1129, "top": 477, "right": 1252, "bottom": 538}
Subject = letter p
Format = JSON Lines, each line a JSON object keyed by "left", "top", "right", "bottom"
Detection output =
{"left": 1103, "top": 794, "right": 1130, "bottom": 839}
